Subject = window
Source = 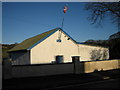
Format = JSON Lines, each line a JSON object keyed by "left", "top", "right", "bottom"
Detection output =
{"left": 56, "top": 56, "right": 63, "bottom": 63}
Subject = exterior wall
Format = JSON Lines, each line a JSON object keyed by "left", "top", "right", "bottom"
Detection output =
{"left": 4, "top": 59, "right": 119, "bottom": 78}
{"left": 3, "top": 59, "right": 12, "bottom": 79}
{"left": 12, "top": 63, "right": 74, "bottom": 78}
{"left": 84, "top": 59, "right": 120, "bottom": 73}
{"left": 10, "top": 51, "right": 30, "bottom": 65}
{"left": 31, "top": 30, "right": 109, "bottom": 64}
{"left": 78, "top": 44, "right": 109, "bottom": 61}
{"left": 0, "top": 44, "right": 2, "bottom": 64}
{"left": 31, "top": 30, "right": 79, "bottom": 64}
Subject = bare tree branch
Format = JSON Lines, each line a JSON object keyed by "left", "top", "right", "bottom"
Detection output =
{"left": 85, "top": 2, "right": 120, "bottom": 29}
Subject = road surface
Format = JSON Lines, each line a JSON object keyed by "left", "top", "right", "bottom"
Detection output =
{"left": 53, "top": 78, "right": 120, "bottom": 89}
{"left": 3, "top": 69, "right": 120, "bottom": 89}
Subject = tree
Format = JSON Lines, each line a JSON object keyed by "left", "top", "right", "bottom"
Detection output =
{"left": 109, "top": 31, "right": 120, "bottom": 39}
{"left": 109, "top": 38, "right": 120, "bottom": 59}
{"left": 84, "top": 39, "right": 109, "bottom": 47}
{"left": 85, "top": 2, "right": 120, "bottom": 29}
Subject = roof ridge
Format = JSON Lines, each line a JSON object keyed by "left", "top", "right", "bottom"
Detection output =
{"left": 26, "top": 27, "right": 61, "bottom": 40}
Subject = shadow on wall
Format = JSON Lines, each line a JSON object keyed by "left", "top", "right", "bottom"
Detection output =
{"left": 2, "top": 58, "right": 120, "bottom": 79}
{"left": 90, "top": 49, "right": 108, "bottom": 61}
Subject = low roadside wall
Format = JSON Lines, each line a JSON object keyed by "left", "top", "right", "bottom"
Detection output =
{"left": 12, "top": 59, "right": 120, "bottom": 78}
{"left": 3, "top": 59, "right": 120, "bottom": 79}
{"left": 12, "top": 63, "right": 74, "bottom": 78}
{"left": 83, "top": 59, "right": 120, "bottom": 73}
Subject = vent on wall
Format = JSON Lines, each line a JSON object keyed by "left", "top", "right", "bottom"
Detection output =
{"left": 67, "top": 38, "right": 70, "bottom": 40}
{"left": 56, "top": 39, "right": 62, "bottom": 42}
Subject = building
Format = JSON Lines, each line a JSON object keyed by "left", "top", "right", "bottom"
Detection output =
{"left": 9, "top": 28, "right": 109, "bottom": 65}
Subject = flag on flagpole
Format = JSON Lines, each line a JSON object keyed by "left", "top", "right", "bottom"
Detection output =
{"left": 63, "top": 6, "right": 68, "bottom": 13}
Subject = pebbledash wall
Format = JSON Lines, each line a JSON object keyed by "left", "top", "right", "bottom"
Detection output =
{"left": 30, "top": 30, "right": 109, "bottom": 64}
{"left": 30, "top": 30, "right": 79, "bottom": 64}
{"left": 10, "top": 29, "right": 109, "bottom": 65}
{"left": 78, "top": 44, "right": 109, "bottom": 61}
{"left": 3, "top": 59, "right": 120, "bottom": 79}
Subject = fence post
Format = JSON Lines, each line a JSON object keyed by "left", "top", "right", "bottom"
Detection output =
{"left": 72, "top": 56, "right": 81, "bottom": 74}
{"left": 3, "top": 58, "right": 12, "bottom": 79}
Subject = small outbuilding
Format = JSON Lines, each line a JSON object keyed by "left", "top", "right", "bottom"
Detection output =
{"left": 9, "top": 28, "right": 109, "bottom": 65}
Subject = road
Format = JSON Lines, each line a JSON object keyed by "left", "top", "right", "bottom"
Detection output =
{"left": 2, "top": 69, "right": 120, "bottom": 89}
{"left": 53, "top": 78, "right": 120, "bottom": 89}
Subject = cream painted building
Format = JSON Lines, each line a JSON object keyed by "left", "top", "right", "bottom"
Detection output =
{"left": 9, "top": 28, "right": 109, "bottom": 65}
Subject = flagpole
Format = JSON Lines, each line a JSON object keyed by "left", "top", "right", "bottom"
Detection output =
{"left": 61, "top": 5, "right": 68, "bottom": 29}
{"left": 58, "top": 5, "right": 68, "bottom": 41}
{"left": 61, "top": 16, "right": 65, "bottom": 29}
{"left": 59, "top": 15, "right": 65, "bottom": 40}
